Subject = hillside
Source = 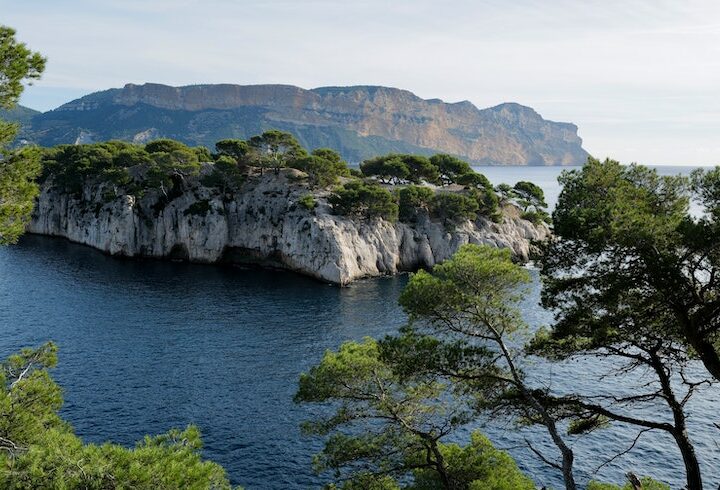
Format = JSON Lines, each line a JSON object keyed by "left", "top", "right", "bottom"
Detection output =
{"left": 19, "top": 83, "right": 588, "bottom": 165}
{"left": 0, "top": 104, "right": 40, "bottom": 126}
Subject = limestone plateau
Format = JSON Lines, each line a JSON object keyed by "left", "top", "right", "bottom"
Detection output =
{"left": 18, "top": 83, "right": 588, "bottom": 165}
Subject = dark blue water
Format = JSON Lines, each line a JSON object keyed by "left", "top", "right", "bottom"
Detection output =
{"left": 1, "top": 165, "right": 718, "bottom": 488}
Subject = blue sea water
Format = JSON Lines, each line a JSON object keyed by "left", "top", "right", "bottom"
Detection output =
{"left": 0, "top": 165, "right": 718, "bottom": 489}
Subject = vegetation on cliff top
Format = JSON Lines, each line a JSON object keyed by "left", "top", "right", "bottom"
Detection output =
{"left": 0, "top": 26, "right": 45, "bottom": 245}
{"left": 37, "top": 131, "right": 548, "bottom": 228}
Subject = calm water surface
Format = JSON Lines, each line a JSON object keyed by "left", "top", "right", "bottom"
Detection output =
{"left": 1, "top": 165, "right": 718, "bottom": 488}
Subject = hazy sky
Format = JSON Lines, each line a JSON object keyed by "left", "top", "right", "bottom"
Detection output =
{"left": 3, "top": 0, "right": 719, "bottom": 165}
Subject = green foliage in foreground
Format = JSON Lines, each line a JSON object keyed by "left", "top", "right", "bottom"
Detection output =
{"left": 298, "top": 243, "right": 673, "bottom": 489}
{"left": 534, "top": 158, "right": 720, "bottom": 489}
{"left": 0, "top": 26, "right": 45, "bottom": 244}
{"left": 411, "top": 433, "right": 536, "bottom": 490}
{"left": 587, "top": 477, "right": 669, "bottom": 490}
{"left": 0, "top": 147, "right": 41, "bottom": 244}
{"left": 295, "top": 337, "right": 534, "bottom": 490}
{"left": 0, "top": 24, "right": 242, "bottom": 489}
{"left": 0, "top": 26, "right": 45, "bottom": 110}
{"left": 0, "top": 343, "right": 237, "bottom": 489}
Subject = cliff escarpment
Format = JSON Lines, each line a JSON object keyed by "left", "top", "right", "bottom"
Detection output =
{"left": 21, "top": 83, "right": 588, "bottom": 165}
{"left": 28, "top": 169, "right": 548, "bottom": 284}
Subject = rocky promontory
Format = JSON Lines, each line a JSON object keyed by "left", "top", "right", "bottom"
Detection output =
{"left": 29, "top": 168, "right": 549, "bottom": 285}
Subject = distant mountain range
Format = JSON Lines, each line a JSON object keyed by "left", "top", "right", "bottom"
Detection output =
{"left": 9, "top": 83, "right": 589, "bottom": 165}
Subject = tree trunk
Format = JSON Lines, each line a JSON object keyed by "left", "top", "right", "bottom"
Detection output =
{"left": 650, "top": 350, "right": 703, "bottom": 489}
{"left": 688, "top": 334, "right": 720, "bottom": 384}
{"left": 491, "top": 328, "right": 577, "bottom": 490}
{"left": 672, "top": 428, "right": 703, "bottom": 490}
{"left": 433, "top": 448, "right": 452, "bottom": 490}
{"left": 426, "top": 440, "right": 453, "bottom": 490}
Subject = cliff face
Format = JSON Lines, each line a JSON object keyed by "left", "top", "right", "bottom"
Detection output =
{"left": 24, "top": 83, "right": 588, "bottom": 165}
{"left": 28, "top": 169, "right": 549, "bottom": 284}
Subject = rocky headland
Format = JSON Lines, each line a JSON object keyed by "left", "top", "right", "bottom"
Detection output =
{"left": 29, "top": 167, "right": 549, "bottom": 285}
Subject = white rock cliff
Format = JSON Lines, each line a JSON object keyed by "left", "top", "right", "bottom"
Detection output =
{"left": 29, "top": 169, "right": 549, "bottom": 285}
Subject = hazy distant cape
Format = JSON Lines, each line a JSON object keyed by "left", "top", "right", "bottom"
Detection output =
{"left": 15, "top": 83, "right": 589, "bottom": 165}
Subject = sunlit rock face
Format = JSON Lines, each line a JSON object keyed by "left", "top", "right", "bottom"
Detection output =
{"left": 23, "top": 83, "right": 588, "bottom": 165}
{"left": 28, "top": 169, "right": 549, "bottom": 285}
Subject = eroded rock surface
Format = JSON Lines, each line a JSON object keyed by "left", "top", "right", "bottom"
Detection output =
{"left": 29, "top": 169, "right": 549, "bottom": 284}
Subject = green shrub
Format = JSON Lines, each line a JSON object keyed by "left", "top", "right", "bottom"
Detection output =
{"left": 201, "top": 155, "right": 245, "bottom": 191}
{"left": 298, "top": 193, "right": 317, "bottom": 210}
{"left": 193, "top": 145, "right": 213, "bottom": 162}
{"left": 291, "top": 148, "right": 350, "bottom": 188}
{"left": 412, "top": 432, "right": 535, "bottom": 490}
{"left": 215, "top": 139, "right": 249, "bottom": 162}
{"left": 457, "top": 171, "right": 492, "bottom": 190}
{"left": 360, "top": 154, "right": 438, "bottom": 185}
{"left": 430, "top": 153, "right": 473, "bottom": 185}
{"left": 397, "top": 185, "right": 434, "bottom": 223}
{"left": 41, "top": 140, "right": 201, "bottom": 197}
{"left": 144, "top": 139, "right": 192, "bottom": 155}
{"left": 521, "top": 210, "right": 551, "bottom": 225}
{"left": 513, "top": 180, "right": 546, "bottom": 211}
{"left": 360, "top": 155, "right": 410, "bottom": 184}
{"left": 247, "top": 130, "right": 308, "bottom": 174}
{"left": 431, "top": 192, "right": 479, "bottom": 227}
{"left": 42, "top": 144, "right": 115, "bottom": 194}
{"left": 329, "top": 180, "right": 398, "bottom": 221}
{"left": 587, "top": 477, "right": 669, "bottom": 490}
{"left": 113, "top": 147, "right": 153, "bottom": 168}
{"left": 467, "top": 187, "right": 501, "bottom": 222}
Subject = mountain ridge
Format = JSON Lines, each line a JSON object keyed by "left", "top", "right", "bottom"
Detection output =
{"left": 15, "top": 83, "right": 589, "bottom": 165}
{"left": 0, "top": 105, "right": 41, "bottom": 126}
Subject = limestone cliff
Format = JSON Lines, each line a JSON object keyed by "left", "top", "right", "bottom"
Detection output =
{"left": 28, "top": 168, "right": 549, "bottom": 285}
{"left": 22, "top": 83, "right": 588, "bottom": 165}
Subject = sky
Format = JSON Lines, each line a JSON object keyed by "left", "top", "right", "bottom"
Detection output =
{"left": 2, "top": 0, "right": 720, "bottom": 165}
